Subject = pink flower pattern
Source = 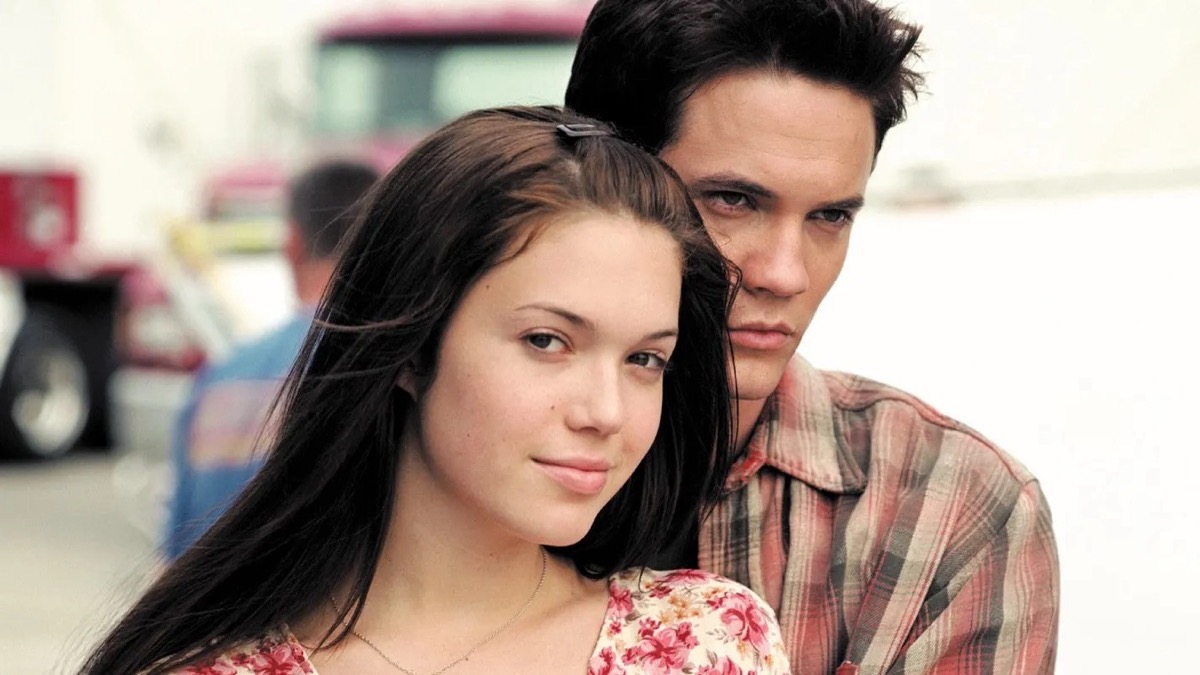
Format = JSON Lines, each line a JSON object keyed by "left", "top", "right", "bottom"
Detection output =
{"left": 712, "top": 588, "right": 774, "bottom": 655}
{"left": 589, "top": 645, "right": 627, "bottom": 675}
{"left": 622, "top": 621, "right": 700, "bottom": 675}
{"left": 169, "top": 569, "right": 788, "bottom": 674}
{"left": 611, "top": 583, "right": 635, "bottom": 617}
{"left": 171, "top": 632, "right": 313, "bottom": 675}
{"left": 698, "top": 655, "right": 752, "bottom": 675}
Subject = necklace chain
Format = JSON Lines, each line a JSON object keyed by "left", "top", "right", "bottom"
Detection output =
{"left": 331, "top": 548, "right": 548, "bottom": 675}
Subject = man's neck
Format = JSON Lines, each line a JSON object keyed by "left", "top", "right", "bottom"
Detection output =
{"left": 734, "top": 396, "right": 769, "bottom": 453}
{"left": 649, "top": 396, "right": 769, "bottom": 571}
{"left": 292, "top": 260, "right": 335, "bottom": 306}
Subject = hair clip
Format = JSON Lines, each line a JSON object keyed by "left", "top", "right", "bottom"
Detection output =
{"left": 556, "top": 123, "right": 610, "bottom": 138}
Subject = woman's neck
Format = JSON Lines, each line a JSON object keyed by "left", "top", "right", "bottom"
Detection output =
{"left": 292, "top": 441, "right": 611, "bottom": 672}
{"left": 366, "top": 488, "right": 547, "bottom": 623}
{"left": 350, "top": 439, "right": 572, "bottom": 631}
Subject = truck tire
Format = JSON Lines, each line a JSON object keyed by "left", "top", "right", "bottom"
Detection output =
{"left": 0, "top": 314, "right": 90, "bottom": 459}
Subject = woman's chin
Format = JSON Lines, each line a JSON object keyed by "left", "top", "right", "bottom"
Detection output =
{"left": 518, "top": 512, "right": 601, "bottom": 549}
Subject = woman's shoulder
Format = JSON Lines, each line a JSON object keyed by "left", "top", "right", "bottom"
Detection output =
{"left": 595, "top": 568, "right": 790, "bottom": 675}
{"left": 610, "top": 567, "right": 755, "bottom": 596}
{"left": 164, "top": 629, "right": 315, "bottom": 675}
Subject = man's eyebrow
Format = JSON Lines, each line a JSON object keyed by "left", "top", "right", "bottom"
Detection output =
{"left": 688, "top": 173, "right": 775, "bottom": 200}
{"left": 816, "top": 195, "right": 866, "bottom": 212}
{"left": 516, "top": 304, "right": 678, "bottom": 341}
{"left": 689, "top": 174, "right": 865, "bottom": 212}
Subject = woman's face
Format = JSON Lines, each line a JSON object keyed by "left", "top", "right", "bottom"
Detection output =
{"left": 399, "top": 211, "right": 683, "bottom": 547}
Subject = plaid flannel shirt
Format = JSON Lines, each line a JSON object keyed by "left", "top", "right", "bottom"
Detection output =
{"left": 699, "top": 355, "right": 1059, "bottom": 674}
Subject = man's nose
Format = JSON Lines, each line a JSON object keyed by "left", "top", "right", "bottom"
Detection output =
{"left": 740, "top": 222, "right": 810, "bottom": 297}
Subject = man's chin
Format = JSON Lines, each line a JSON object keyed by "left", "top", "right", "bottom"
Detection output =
{"left": 732, "top": 381, "right": 783, "bottom": 403}
{"left": 729, "top": 349, "right": 792, "bottom": 402}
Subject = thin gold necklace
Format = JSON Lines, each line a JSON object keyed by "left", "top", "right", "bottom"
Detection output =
{"left": 330, "top": 547, "right": 548, "bottom": 675}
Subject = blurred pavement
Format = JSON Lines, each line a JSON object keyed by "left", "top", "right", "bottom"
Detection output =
{"left": 0, "top": 454, "right": 159, "bottom": 674}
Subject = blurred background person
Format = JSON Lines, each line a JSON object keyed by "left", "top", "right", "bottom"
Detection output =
{"left": 163, "top": 159, "right": 379, "bottom": 560}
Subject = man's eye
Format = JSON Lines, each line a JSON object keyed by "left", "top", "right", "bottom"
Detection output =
{"left": 526, "top": 333, "right": 567, "bottom": 352}
{"left": 813, "top": 209, "right": 852, "bottom": 224}
{"left": 710, "top": 191, "right": 751, "bottom": 209}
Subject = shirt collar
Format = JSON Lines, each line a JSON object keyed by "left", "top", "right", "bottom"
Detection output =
{"left": 724, "top": 354, "right": 867, "bottom": 495}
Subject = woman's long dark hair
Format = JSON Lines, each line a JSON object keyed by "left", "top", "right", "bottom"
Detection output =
{"left": 80, "top": 106, "right": 736, "bottom": 674}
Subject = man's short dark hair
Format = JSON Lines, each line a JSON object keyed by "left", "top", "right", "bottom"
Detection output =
{"left": 287, "top": 160, "right": 379, "bottom": 259}
{"left": 566, "top": 0, "right": 925, "bottom": 155}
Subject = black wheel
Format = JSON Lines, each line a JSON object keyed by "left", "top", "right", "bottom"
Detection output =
{"left": 0, "top": 314, "right": 90, "bottom": 459}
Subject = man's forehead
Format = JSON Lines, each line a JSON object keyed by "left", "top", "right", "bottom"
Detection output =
{"left": 663, "top": 70, "right": 876, "bottom": 194}
{"left": 675, "top": 69, "right": 875, "bottom": 148}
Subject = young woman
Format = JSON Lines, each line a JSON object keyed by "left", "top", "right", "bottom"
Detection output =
{"left": 81, "top": 107, "right": 790, "bottom": 675}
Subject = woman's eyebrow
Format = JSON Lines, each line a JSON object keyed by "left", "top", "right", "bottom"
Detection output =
{"left": 516, "top": 303, "right": 677, "bottom": 341}
{"left": 517, "top": 303, "right": 595, "bottom": 331}
{"left": 642, "top": 328, "right": 679, "bottom": 341}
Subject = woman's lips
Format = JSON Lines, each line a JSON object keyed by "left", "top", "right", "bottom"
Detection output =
{"left": 534, "top": 460, "right": 608, "bottom": 495}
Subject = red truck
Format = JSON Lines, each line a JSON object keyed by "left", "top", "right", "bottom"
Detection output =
{"left": 204, "top": 4, "right": 588, "bottom": 224}
{"left": 0, "top": 5, "right": 588, "bottom": 462}
{"left": 0, "top": 168, "right": 221, "bottom": 459}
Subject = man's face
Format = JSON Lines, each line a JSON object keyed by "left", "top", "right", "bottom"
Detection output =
{"left": 660, "top": 69, "right": 876, "bottom": 406}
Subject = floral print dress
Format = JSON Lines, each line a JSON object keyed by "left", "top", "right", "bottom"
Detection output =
{"left": 174, "top": 568, "right": 791, "bottom": 675}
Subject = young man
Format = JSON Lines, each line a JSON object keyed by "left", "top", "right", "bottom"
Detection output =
{"left": 164, "top": 160, "right": 378, "bottom": 560}
{"left": 566, "top": 1, "right": 1059, "bottom": 673}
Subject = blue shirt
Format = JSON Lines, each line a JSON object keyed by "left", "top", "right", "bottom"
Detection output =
{"left": 164, "top": 313, "right": 311, "bottom": 560}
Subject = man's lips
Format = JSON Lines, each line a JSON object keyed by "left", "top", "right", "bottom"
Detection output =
{"left": 728, "top": 322, "right": 795, "bottom": 351}
{"left": 533, "top": 458, "right": 610, "bottom": 495}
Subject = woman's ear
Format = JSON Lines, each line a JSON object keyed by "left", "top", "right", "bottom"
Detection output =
{"left": 396, "top": 363, "right": 423, "bottom": 399}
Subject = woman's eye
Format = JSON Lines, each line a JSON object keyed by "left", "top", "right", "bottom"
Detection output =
{"left": 525, "top": 333, "right": 567, "bottom": 353}
{"left": 628, "top": 352, "right": 668, "bottom": 371}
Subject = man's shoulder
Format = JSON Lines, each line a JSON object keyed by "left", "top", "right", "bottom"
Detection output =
{"left": 806, "top": 363, "right": 1038, "bottom": 487}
